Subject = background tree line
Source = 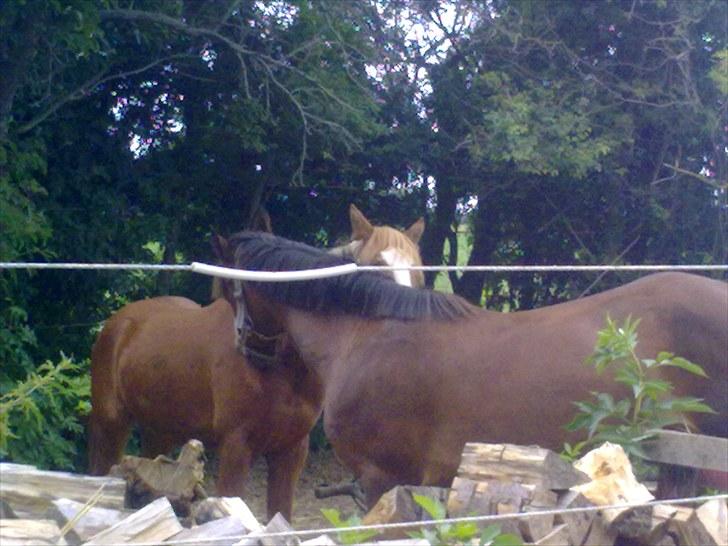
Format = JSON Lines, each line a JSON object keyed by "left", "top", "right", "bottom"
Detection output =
{"left": 1, "top": 0, "right": 726, "bottom": 470}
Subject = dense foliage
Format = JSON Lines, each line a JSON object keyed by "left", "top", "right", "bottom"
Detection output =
{"left": 1, "top": 0, "right": 725, "bottom": 471}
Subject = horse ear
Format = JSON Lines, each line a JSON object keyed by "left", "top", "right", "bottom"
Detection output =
{"left": 404, "top": 217, "right": 425, "bottom": 244}
{"left": 349, "top": 203, "right": 374, "bottom": 240}
{"left": 211, "top": 234, "right": 229, "bottom": 261}
{"left": 250, "top": 206, "right": 273, "bottom": 233}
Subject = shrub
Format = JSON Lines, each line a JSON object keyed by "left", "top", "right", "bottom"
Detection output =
{"left": 0, "top": 354, "right": 90, "bottom": 470}
{"left": 563, "top": 315, "right": 714, "bottom": 463}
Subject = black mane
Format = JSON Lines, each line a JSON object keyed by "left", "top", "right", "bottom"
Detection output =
{"left": 227, "top": 231, "right": 475, "bottom": 321}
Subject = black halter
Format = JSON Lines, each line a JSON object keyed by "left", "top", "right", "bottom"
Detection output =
{"left": 232, "top": 279, "right": 285, "bottom": 369}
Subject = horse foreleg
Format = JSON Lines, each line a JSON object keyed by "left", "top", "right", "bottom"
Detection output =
{"left": 216, "top": 428, "right": 253, "bottom": 499}
{"left": 87, "top": 411, "right": 130, "bottom": 475}
{"left": 265, "top": 437, "right": 309, "bottom": 522}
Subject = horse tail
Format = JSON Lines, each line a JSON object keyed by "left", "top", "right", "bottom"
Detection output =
{"left": 87, "top": 315, "right": 134, "bottom": 475}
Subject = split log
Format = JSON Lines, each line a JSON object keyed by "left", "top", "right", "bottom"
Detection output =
{"left": 555, "top": 490, "right": 598, "bottom": 546}
{"left": 448, "top": 477, "right": 532, "bottom": 516}
{"left": 234, "top": 512, "right": 298, "bottom": 546}
{"left": 571, "top": 442, "right": 653, "bottom": 533}
{"left": 666, "top": 499, "right": 728, "bottom": 546}
{"left": 84, "top": 496, "right": 182, "bottom": 545}
{"left": 518, "top": 488, "right": 559, "bottom": 543}
{"left": 261, "top": 513, "right": 299, "bottom": 546}
{"left": 456, "top": 443, "right": 589, "bottom": 491}
{"left": 0, "top": 463, "right": 126, "bottom": 519}
{"left": 693, "top": 499, "right": 728, "bottom": 546}
{"left": 169, "top": 515, "right": 248, "bottom": 546}
{"left": 45, "top": 498, "right": 130, "bottom": 545}
{"left": 110, "top": 438, "right": 206, "bottom": 515}
{"left": 363, "top": 485, "right": 449, "bottom": 539}
{"left": 190, "top": 496, "right": 262, "bottom": 533}
{"left": 0, "top": 518, "right": 67, "bottom": 545}
{"left": 646, "top": 504, "right": 692, "bottom": 545}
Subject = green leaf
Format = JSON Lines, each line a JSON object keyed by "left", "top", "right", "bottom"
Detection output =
{"left": 412, "top": 493, "right": 447, "bottom": 520}
{"left": 492, "top": 533, "right": 525, "bottom": 546}
{"left": 665, "top": 397, "right": 716, "bottom": 414}
{"left": 659, "top": 357, "right": 709, "bottom": 378}
{"left": 480, "top": 525, "right": 502, "bottom": 545}
{"left": 640, "top": 379, "right": 673, "bottom": 400}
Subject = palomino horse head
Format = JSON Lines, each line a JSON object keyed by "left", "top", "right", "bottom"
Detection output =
{"left": 330, "top": 204, "right": 425, "bottom": 288}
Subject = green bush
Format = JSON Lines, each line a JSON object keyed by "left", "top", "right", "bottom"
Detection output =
{"left": 563, "top": 316, "right": 714, "bottom": 463}
{"left": 0, "top": 354, "right": 91, "bottom": 470}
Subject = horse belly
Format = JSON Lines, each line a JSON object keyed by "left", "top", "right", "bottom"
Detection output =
{"left": 119, "top": 350, "right": 216, "bottom": 443}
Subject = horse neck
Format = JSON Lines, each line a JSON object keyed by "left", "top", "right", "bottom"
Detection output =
{"left": 282, "top": 308, "right": 361, "bottom": 385}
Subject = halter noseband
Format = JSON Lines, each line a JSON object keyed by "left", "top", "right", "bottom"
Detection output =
{"left": 231, "top": 279, "right": 285, "bottom": 368}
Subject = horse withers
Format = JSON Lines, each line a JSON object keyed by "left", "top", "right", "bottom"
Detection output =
{"left": 220, "top": 231, "right": 727, "bottom": 507}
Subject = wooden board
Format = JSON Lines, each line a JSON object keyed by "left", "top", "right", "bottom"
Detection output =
{"left": 457, "top": 443, "right": 589, "bottom": 491}
{"left": 0, "top": 519, "right": 68, "bottom": 546}
{"left": 0, "top": 463, "right": 126, "bottom": 519}
{"left": 84, "top": 497, "right": 182, "bottom": 545}
{"left": 642, "top": 430, "right": 728, "bottom": 472}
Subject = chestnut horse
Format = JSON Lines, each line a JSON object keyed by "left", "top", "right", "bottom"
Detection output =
{"left": 330, "top": 204, "right": 425, "bottom": 288}
{"left": 218, "top": 231, "right": 727, "bottom": 507}
{"left": 87, "top": 208, "right": 426, "bottom": 520}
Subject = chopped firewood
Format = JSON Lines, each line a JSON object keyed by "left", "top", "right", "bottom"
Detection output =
{"left": 110, "top": 438, "right": 206, "bottom": 515}
{"left": 45, "top": 498, "right": 131, "bottom": 545}
{"left": 667, "top": 499, "right": 728, "bottom": 546}
{"left": 0, "top": 518, "right": 68, "bottom": 545}
{"left": 0, "top": 463, "right": 126, "bottom": 519}
{"left": 457, "top": 443, "right": 590, "bottom": 491}
{"left": 84, "top": 496, "right": 182, "bottom": 545}
{"left": 555, "top": 490, "right": 597, "bottom": 546}
{"left": 363, "top": 485, "right": 449, "bottom": 539}
{"left": 168, "top": 515, "right": 248, "bottom": 546}
{"left": 571, "top": 442, "right": 654, "bottom": 531}
{"left": 190, "top": 496, "right": 263, "bottom": 533}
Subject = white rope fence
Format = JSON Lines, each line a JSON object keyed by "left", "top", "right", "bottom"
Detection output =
{"left": 91, "top": 493, "right": 728, "bottom": 546}
{"left": 1, "top": 261, "right": 727, "bottom": 281}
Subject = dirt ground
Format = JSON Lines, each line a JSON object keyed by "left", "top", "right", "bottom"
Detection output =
{"left": 233, "top": 448, "right": 364, "bottom": 529}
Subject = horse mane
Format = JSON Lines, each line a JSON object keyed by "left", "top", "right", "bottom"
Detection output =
{"left": 228, "top": 231, "right": 476, "bottom": 321}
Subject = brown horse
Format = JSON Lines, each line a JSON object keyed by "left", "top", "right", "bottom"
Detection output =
{"left": 87, "top": 209, "right": 425, "bottom": 520}
{"left": 87, "top": 295, "right": 321, "bottom": 521}
{"left": 219, "top": 231, "right": 727, "bottom": 507}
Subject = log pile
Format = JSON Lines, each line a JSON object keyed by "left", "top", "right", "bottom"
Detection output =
{"left": 363, "top": 442, "right": 727, "bottom": 546}
{"left": 1, "top": 440, "right": 725, "bottom": 546}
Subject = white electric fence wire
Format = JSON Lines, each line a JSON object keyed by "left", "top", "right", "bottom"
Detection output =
{"left": 1, "top": 261, "right": 727, "bottom": 280}
{"left": 91, "top": 493, "right": 727, "bottom": 546}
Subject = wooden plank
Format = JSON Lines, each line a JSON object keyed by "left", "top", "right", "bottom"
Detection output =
{"left": 45, "top": 498, "right": 131, "bottom": 545}
{"left": 84, "top": 497, "right": 182, "bottom": 545}
{"left": 0, "top": 463, "right": 126, "bottom": 518}
{"left": 0, "top": 519, "right": 68, "bottom": 545}
{"left": 168, "top": 515, "right": 247, "bottom": 546}
{"left": 457, "top": 443, "right": 589, "bottom": 490}
{"left": 642, "top": 430, "right": 728, "bottom": 472}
